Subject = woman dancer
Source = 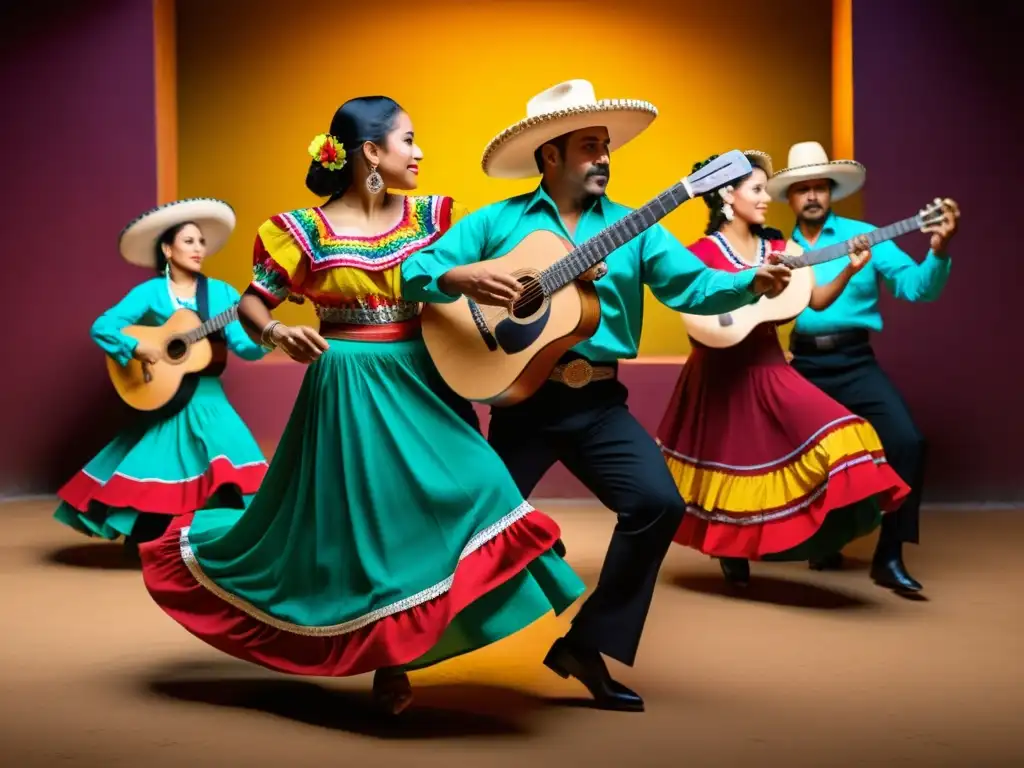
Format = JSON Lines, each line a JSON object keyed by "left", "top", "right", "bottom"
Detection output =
{"left": 139, "top": 97, "right": 585, "bottom": 714}
{"left": 656, "top": 152, "right": 910, "bottom": 587}
{"left": 54, "top": 200, "right": 269, "bottom": 555}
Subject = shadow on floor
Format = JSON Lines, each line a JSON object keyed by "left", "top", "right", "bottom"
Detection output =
{"left": 42, "top": 542, "right": 139, "bottom": 571}
{"left": 140, "top": 659, "right": 558, "bottom": 739}
{"left": 669, "top": 572, "right": 878, "bottom": 610}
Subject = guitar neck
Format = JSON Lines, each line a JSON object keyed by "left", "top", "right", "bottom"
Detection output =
{"left": 182, "top": 304, "right": 239, "bottom": 344}
{"left": 793, "top": 213, "right": 923, "bottom": 268}
{"left": 539, "top": 181, "right": 693, "bottom": 294}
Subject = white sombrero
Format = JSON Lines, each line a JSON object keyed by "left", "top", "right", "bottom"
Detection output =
{"left": 118, "top": 197, "right": 236, "bottom": 269}
{"left": 766, "top": 141, "right": 866, "bottom": 202}
{"left": 481, "top": 79, "right": 658, "bottom": 179}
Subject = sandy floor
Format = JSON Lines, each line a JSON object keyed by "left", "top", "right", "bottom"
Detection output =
{"left": 2, "top": 498, "right": 1022, "bottom": 767}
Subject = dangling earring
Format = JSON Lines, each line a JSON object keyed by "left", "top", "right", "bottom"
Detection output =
{"left": 366, "top": 164, "right": 384, "bottom": 194}
{"left": 164, "top": 261, "right": 171, "bottom": 277}
{"left": 722, "top": 202, "right": 734, "bottom": 222}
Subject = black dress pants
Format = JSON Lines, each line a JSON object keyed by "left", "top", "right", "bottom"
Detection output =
{"left": 487, "top": 370, "right": 685, "bottom": 667}
{"left": 791, "top": 337, "right": 925, "bottom": 547}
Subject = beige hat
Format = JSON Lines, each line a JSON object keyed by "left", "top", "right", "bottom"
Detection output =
{"left": 766, "top": 141, "right": 866, "bottom": 202}
{"left": 481, "top": 79, "right": 658, "bottom": 179}
{"left": 118, "top": 198, "right": 236, "bottom": 269}
{"left": 743, "top": 150, "right": 773, "bottom": 177}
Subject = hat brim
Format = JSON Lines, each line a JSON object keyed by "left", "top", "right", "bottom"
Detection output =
{"left": 744, "top": 151, "right": 773, "bottom": 178}
{"left": 118, "top": 198, "right": 236, "bottom": 269}
{"left": 481, "top": 100, "right": 658, "bottom": 179}
{"left": 766, "top": 161, "right": 866, "bottom": 202}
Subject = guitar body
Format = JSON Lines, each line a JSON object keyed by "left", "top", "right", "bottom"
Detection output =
{"left": 681, "top": 240, "right": 815, "bottom": 348}
{"left": 420, "top": 229, "right": 602, "bottom": 406}
{"left": 106, "top": 308, "right": 214, "bottom": 411}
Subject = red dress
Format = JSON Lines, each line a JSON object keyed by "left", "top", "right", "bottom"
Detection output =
{"left": 657, "top": 233, "right": 910, "bottom": 561}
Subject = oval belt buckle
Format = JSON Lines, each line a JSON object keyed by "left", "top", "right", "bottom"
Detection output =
{"left": 562, "top": 359, "right": 593, "bottom": 389}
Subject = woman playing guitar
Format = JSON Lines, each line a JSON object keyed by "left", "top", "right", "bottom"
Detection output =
{"left": 53, "top": 199, "right": 269, "bottom": 557}
{"left": 656, "top": 152, "right": 910, "bottom": 587}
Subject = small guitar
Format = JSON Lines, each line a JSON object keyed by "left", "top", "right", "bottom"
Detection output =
{"left": 681, "top": 199, "right": 953, "bottom": 349}
{"left": 106, "top": 304, "right": 239, "bottom": 411}
{"left": 421, "top": 150, "right": 755, "bottom": 406}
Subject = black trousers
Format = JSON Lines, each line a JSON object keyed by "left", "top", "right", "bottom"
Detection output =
{"left": 487, "top": 368, "right": 685, "bottom": 667}
{"left": 790, "top": 338, "right": 925, "bottom": 546}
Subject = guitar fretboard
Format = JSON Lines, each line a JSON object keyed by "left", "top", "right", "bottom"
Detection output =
{"left": 787, "top": 213, "right": 923, "bottom": 268}
{"left": 182, "top": 305, "right": 239, "bottom": 344}
{"left": 539, "top": 182, "right": 692, "bottom": 295}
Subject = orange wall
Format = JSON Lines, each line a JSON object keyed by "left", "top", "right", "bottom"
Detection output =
{"left": 175, "top": 0, "right": 833, "bottom": 356}
{"left": 153, "top": 0, "right": 177, "bottom": 204}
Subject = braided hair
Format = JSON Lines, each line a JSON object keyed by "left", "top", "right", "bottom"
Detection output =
{"left": 692, "top": 154, "right": 782, "bottom": 240}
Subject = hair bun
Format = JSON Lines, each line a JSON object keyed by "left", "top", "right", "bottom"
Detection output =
{"left": 691, "top": 154, "right": 720, "bottom": 175}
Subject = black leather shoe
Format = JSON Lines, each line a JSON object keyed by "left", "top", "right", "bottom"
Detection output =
{"left": 543, "top": 637, "right": 644, "bottom": 712}
{"left": 870, "top": 557, "right": 922, "bottom": 593}
{"left": 809, "top": 552, "right": 844, "bottom": 571}
{"left": 718, "top": 557, "right": 750, "bottom": 587}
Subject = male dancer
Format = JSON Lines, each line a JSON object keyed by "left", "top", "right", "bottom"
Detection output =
{"left": 766, "top": 141, "right": 960, "bottom": 594}
{"left": 402, "top": 79, "right": 791, "bottom": 711}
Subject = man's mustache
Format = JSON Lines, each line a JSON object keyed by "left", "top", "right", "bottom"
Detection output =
{"left": 588, "top": 164, "right": 610, "bottom": 178}
{"left": 803, "top": 203, "right": 822, "bottom": 211}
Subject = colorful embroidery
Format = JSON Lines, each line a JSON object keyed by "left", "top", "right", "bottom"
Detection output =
{"left": 709, "top": 232, "right": 767, "bottom": 269}
{"left": 251, "top": 257, "right": 292, "bottom": 304}
{"left": 275, "top": 195, "right": 453, "bottom": 273}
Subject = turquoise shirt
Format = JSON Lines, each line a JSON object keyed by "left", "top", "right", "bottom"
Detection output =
{"left": 792, "top": 212, "right": 952, "bottom": 335}
{"left": 401, "top": 185, "right": 759, "bottom": 361}
{"left": 92, "top": 276, "right": 268, "bottom": 367}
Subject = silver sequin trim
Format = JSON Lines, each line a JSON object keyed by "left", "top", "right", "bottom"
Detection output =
{"left": 316, "top": 301, "right": 421, "bottom": 325}
{"left": 178, "top": 500, "right": 536, "bottom": 636}
{"left": 679, "top": 454, "right": 888, "bottom": 526}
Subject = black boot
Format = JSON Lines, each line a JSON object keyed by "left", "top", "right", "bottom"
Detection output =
{"left": 543, "top": 637, "right": 644, "bottom": 712}
{"left": 718, "top": 557, "right": 750, "bottom": 587}
{"left": 870, "top": 540, "right": 922, "bottom": 593}
{"left": 809, "top": 551, "right": 844, "bottom": 571}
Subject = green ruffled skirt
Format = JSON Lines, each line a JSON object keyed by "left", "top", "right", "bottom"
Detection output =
{"left": 140, "top": 338, "right": 585, "bottom": 676}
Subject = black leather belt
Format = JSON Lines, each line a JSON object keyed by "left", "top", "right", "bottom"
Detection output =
{"left": 790, "top": 330, "right": 870, "bottom": 354}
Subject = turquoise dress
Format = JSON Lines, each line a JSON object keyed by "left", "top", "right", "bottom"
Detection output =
{"left": 139, "top": 195, "right": 585, "bottom": 678}
{"left": 54, "top": 276, "right": 269, "bottom": 542}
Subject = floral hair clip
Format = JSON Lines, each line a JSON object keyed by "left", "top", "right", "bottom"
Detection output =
{"left": 308, "top": 133, "right": 347, "bottom": 171}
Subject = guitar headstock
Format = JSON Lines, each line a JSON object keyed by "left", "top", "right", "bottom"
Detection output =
{"left": 683, "top": 150, "right": 753, "bottom": 198}
{"left": 917, "top": 197, "right": 959, "bottom": 230}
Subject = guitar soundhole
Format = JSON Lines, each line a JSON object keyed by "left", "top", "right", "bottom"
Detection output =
{"left": 166, "top": 337, "right": 188, "bottom": 361}
{"left": 511, "top": 275, "right": 544, "bottom": 319}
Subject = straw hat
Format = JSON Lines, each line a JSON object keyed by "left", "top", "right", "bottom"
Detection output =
{"left": 118, "top": 198, "right": 236, "bottom": 269}
{"left": 766, "top": 141, "right": 866, "bottom": 202}
{"left": 742, "top": 150, "right": 773, "bottom": 177}
{"left": 481, "top": 79, "right": 658, "bottom": 179}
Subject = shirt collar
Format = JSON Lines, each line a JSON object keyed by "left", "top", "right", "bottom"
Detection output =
{"left": 792, "top": 209, "right": 838, "bottom": 244}
{"left": 526, "top": 183, "right": 606, "bottom": 218}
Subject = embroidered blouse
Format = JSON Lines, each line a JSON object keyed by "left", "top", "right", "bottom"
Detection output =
{"left": 249, "top": 194, "right": 467, "bottom": 325}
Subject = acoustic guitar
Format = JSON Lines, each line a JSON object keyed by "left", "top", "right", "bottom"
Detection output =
{"left": 420, "top": 150, "right": 754, "bottom": 406}
{"left": 106, "top": 305, "right": 239, "bottom": 411}
{"left": 681, "top": 199, "right": 954, "bottom": 349}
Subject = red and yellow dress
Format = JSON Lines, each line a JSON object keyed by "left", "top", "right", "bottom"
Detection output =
{"left": 657, "top": 233, "right": 910, "bottom": 562}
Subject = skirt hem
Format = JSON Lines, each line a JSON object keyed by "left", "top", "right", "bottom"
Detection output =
{"left": 139, "top": 507, "right": 576, "bottom": 677}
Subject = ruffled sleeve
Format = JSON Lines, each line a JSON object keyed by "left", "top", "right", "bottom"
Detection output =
{"left": 249, "top": 216, "right": 308, "bottom": 308}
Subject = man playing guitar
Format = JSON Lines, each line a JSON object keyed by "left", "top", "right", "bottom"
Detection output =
{"left": 768, "top": 141, "right": 960, "bottom": 594}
